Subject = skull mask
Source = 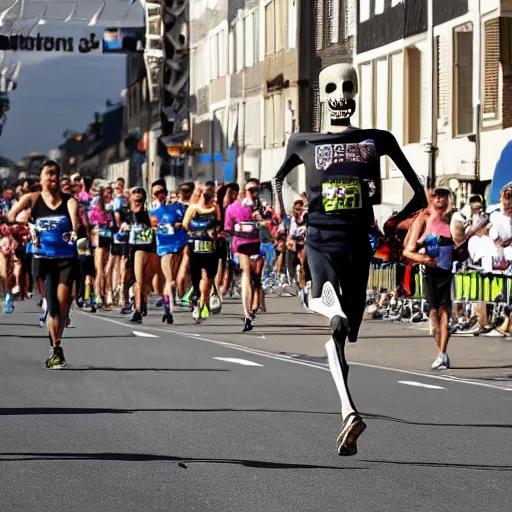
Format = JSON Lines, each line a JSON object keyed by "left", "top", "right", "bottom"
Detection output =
{"left": 319, "top": 64, "right": 358, "bottom": 129}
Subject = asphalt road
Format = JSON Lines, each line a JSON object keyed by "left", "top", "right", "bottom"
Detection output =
{"left": 0, "top": 300, "right": 510, "bottom": 512}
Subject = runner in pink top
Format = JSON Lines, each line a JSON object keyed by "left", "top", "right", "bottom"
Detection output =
{"left": 224, "top": 178, "right": 263, "bottom": 332}
{"left": 224, "top": 197, "right": 260, "bottom": 255}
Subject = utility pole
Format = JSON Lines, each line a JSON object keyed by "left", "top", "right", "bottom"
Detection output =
{"left": 427, "top": 0, "right": 437, "bottom": 189}
{"left": 474, "top": 0, "right": 482, "bottom": 183}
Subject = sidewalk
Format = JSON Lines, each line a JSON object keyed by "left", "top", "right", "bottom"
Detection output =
{"left": 164, "top": 295, "right": 512, "bottom": 385}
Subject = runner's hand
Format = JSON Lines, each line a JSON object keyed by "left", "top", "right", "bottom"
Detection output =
{"left": 423, "top": 256, "right": 437, "bottom": 268}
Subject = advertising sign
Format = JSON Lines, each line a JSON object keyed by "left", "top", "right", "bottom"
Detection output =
{"left": 102, "top": 27, "right": 144, "bottom": 54}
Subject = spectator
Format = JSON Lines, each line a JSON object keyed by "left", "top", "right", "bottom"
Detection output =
{"left": 489, "top": 182, "right": 512, "bottom": 263}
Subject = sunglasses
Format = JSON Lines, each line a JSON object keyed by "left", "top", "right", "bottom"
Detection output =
{"left": 503, "top": 191, "right": 512, "bottom": 200}
{"left": 154, "top": 189, "right": 166, "bottom": 195}
{"left": 246, "top": 187, "right": 259, "bottom": 193}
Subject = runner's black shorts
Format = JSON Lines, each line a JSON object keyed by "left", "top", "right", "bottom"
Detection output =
{"left": 92, "top": 236, "right": 111, "bottom": 250}
{"left": 33, "top": 257, "right": 77, "bottom": 285}
{"left": 111, "top": 243, "right": 130, "bottom": 257}
{"left": 78, "top": 254, "right": 96, "bottom": 278}
{"left": 216, "top": 237, "right": 228, "bottom": 263}
{"left": 424, "top": 267, "right": 452, "bottom": 310}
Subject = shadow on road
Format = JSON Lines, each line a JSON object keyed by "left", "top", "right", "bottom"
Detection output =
{"left": 0, "top": 451, "right": 365, "bottom": 470}
{"left": 362, "top": 412, "right": 511, "bottom": 429}
{"left": 0, "top": 408, "right": 510, "bottom": 429}
{"left": 449, "top": 365, "right": 512, "bottom": 370}
{"left": 362, "top": 459, "right": 512, "bottom": 472}
{"left": 0, "top": 334, "right": 135, "bottom": 339}
{"left": 0, "top": 407, "right": 338, "bottom": 416}
{"left": 60, "top": 367, "right": 230, "bottom": 372}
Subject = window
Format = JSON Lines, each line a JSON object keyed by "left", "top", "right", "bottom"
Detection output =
{"left": 265, "top": 0, "right": 284, "bottom": 55}
{"left": 265, "top": 1, "right": 275, "bottom": 55}
{"left": 484, "top": 18, "right": 500, "bottom": 119}
{"left": 218, "top": 29, "right": 226, "bottom": 77}
{"left": 325, "top": 0, "right": 340, "bottom": 45}
{"left": 359, "top": 0, "right": 370, "bottom": 22}
{"left": 203, "top": 41, "right": 210, "bottom": 85}
{"left": 275, "top": 0, "right": 283, "bottom": 52}
{"left": 288, "top": 0, "right": 297, "bottom": 49}
{"left": 210, "top": 34, "right": 218, "bottom": 80}
{"left": 253, "top": 12, "right": 259, "bottom": 62}
{"left": 405, "top": 47, "right": 421, "bottom": 144}
{"left": 390, "top": 51, "right": 404, "bottom": 146}
{"left": 314, "top": 0, "right": 323, "bottom": 50}
{"left": 245, "top": 15, "right": 254, "bottom": 68}
{"left": 375, "top": 58, "right": 388, "bottom": 130}
{"left": 264, "top": 93, "right": 284, "bottom": 147}
{"left": 454, "top": 23, "right": 474, "bottom": 136}
{"left": 228, "top": 30, "right": 234, "bottom": 75}
{"left": 375, "top": 0, "right": 385, "bottom": 15}
{"left": 236, "top": 21, "right": 244, "bottom": 72}
{"left": 391, "top": 0, "right": 404, "bottom": 6}
{"left": 359, "top": 62, "right": 373, "bottom": 128}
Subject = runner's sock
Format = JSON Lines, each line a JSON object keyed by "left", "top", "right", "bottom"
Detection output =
{"left": 163, "top": 294, "right": 171, "bottom": 315}
{"left": 325, "top": 337, "right": 357, "bottom": 421}
{"left": 84, "top": 284, "right": 91, "bottom": 302}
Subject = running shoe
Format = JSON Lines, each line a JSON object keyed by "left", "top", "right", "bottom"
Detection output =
{"left": 431, "top": 353, "right": 449, "bottom": 370}
{"left": 181, "top": 287, "right": 194, "bottom": 307}
{"left": 162, "top": 312, "right": 174, "bottom": 324}
{"left": 482, "top": 329, "right": 505, "bottom": 337}
{"left": 66, "top": 314, "right": 74, "bottom": 328}
{"left": 121, "top": 302, "right": 133, "bottom": 315}
{"left": 200, "top": 304, "right": 209, "bottom": 320}
{"left": 4, "top": 293, "right": 14, "bottom": 314}
{"left": 45, "top": 346, "right": 66, "bottom": 369}
{"left": 130, "top": 310, "right": 143, "bottom": 323}
{"left": 337, "top": 413, "right": 366, "bottom": 456}
{"left": 243, "top": 317, "right": 253, "bottom": 332}
{"left": 39, "top": 309, "right": 48, "bottom": 328}
{"left": 42, "top": 298, "right": 47, "bottom": 311}
{"left": 142, "top": 303, "right": 148, "bottom": 317}
{"left": 37, "top": 298, "right": 43, "bottom": 308}
{"left": 249, "top": 309, "right": 257, "bottom": 320}
{"left": 155, "top": 297, "right": 164, "bottom": 308}
{"left": 192, "top": 306, "right": 201, "bottom": 324}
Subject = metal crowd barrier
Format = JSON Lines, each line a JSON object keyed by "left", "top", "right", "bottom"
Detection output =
{"left": 368, "top": 261, "right": 512, "bottom": 304}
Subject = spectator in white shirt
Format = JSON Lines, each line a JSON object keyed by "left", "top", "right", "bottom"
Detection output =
{"left": 489, "top": 182, "right": 512, "bottom": 262}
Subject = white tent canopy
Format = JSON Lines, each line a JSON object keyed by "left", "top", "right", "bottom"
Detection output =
{"left": 0, "top": 1, "right": 144, "bottom": 34}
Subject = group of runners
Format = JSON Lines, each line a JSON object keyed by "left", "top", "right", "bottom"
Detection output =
{"left": 0, "top": 160, "right": 310, "bottom": 369}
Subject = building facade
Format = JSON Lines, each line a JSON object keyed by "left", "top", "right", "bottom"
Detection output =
{"left": 354, "top": 0, "right": 512, "bottom": 208}
{"left": 188, "top": 0, "right": 302, "bottom": 198}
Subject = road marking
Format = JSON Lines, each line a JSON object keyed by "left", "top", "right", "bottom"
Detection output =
{"left": 133, "top": 331, "right": 159, "bottom": 338}
{"left": 214, "top": 357, "right": 263, "bottom": 367}
{"left": 79, "top": 311, "right": 512, "bottom": 392}
{"left": 398, "top": 381, "right": 446, "bottom": 390}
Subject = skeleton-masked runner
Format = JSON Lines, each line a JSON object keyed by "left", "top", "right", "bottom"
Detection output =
{"left": 272, "top": 64, "right": 427, "bottom": 456}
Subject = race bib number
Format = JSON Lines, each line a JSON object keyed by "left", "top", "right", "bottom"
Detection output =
{"left": 194, "top": 240, "right": 213, "bottom": 253}
{"left": 322, "top": 178, "right": 362, "bottom": 213}
{"left": 235, "top": 222, "right": 258, "bottom": 234}
{"left": 129, "top": 225, "right": 154, "bottom": 245}
{"left": 158, "top": 223, "right": 175, "bottom": 236}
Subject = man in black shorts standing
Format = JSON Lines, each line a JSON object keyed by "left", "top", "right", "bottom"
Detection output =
{"left": 273, "top": 64, "right": 426, "bottom": 455}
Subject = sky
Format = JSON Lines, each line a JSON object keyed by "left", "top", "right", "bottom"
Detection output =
{"left": 0, "top": 24, "right": 127, "bottom": 162}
